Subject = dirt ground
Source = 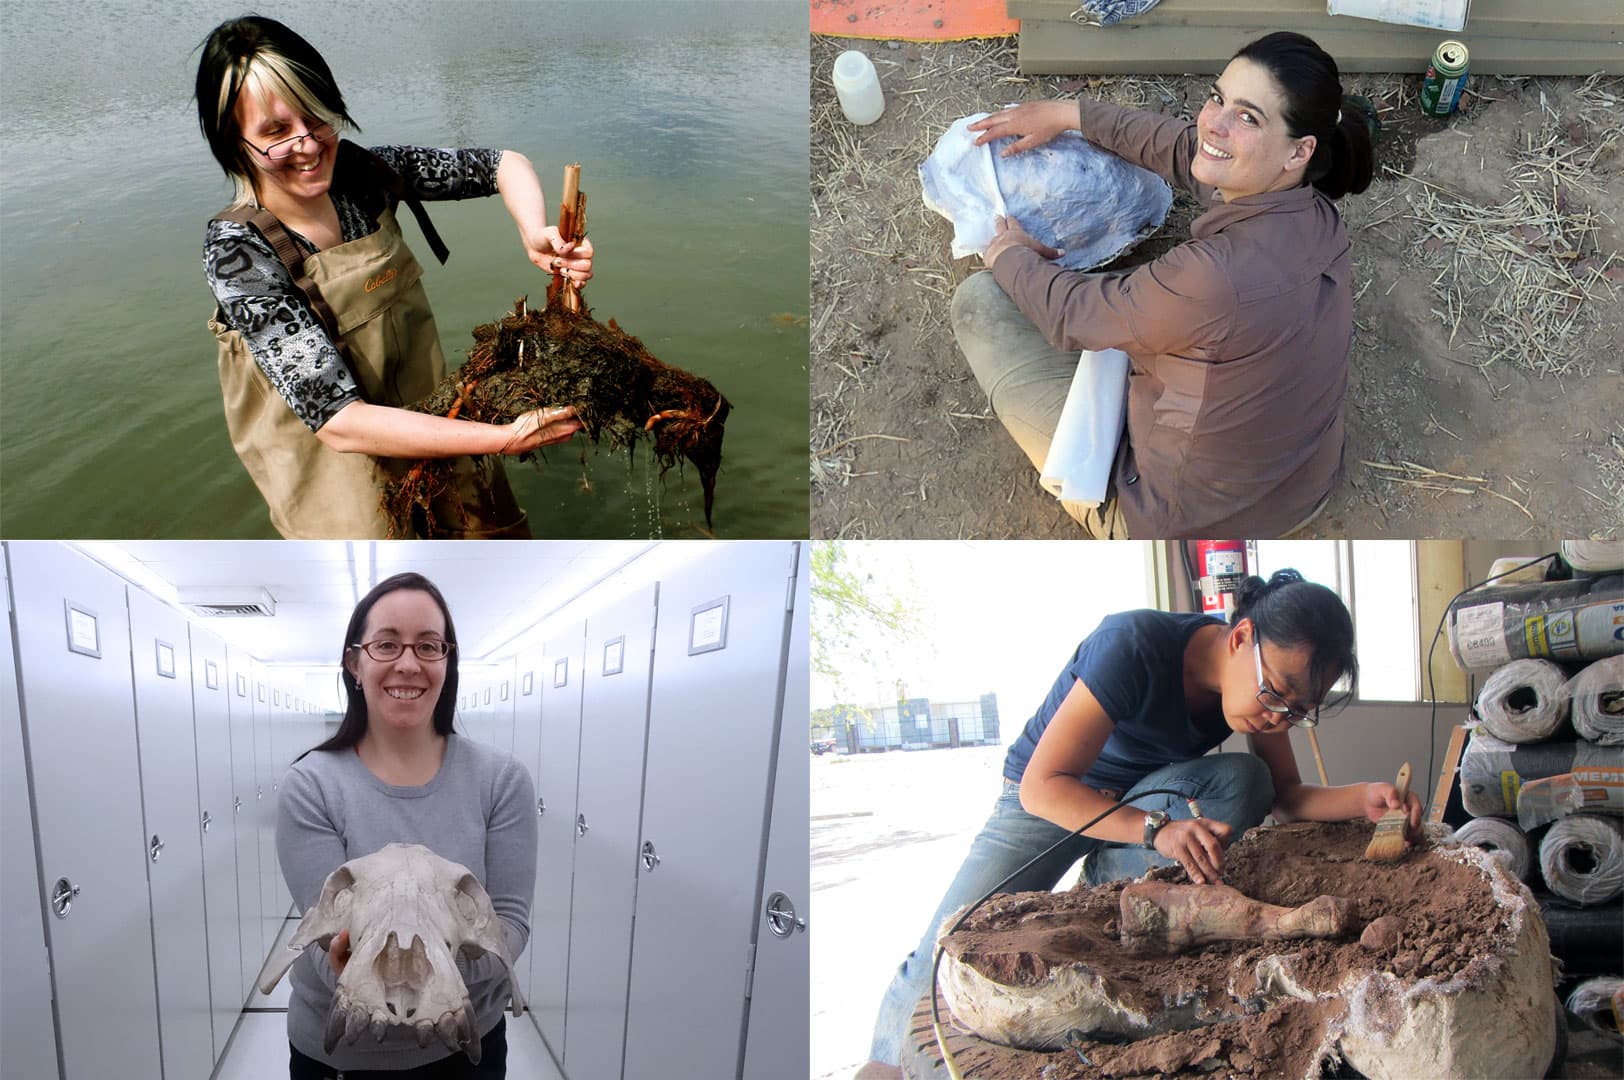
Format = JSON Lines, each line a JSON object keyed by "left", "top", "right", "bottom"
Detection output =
{"left": 809, "top": 35, "right": 1624, "bottom": 539}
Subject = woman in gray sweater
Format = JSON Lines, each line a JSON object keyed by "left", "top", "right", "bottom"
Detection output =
{"left": 277, "top": 572, "right": 536, "bottom": 1077}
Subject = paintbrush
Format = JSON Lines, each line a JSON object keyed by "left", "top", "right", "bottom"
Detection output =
{"left": 1364, "top": 762, "right": 1412, "bottom": 862}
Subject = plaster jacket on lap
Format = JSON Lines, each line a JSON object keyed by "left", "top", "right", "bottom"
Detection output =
{"left": 258, "top": 843, "right": 525, "bottom": 1064}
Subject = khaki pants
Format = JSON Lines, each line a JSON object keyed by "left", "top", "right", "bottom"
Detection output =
{"left": 951, "top": 272, "right": 1129, "bottom": 539}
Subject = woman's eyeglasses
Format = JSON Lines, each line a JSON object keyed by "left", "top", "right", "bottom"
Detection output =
{"left": 351, "top": 639, "right": 454, "bottom": 663}
{"left": 243, "top": 121, "right": 336, "bottom": 162}
{"left": 1252, "top": 639, "right": 1319, "bottom": 728}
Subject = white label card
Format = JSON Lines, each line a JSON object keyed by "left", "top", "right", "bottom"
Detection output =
{"left": 68, "top": 607, "right": 99, "bottom": 654}
{"left": 1454, "top": 602, "right": 1510, "bottom": 668}
{"left": 692, "top": 605, "right": 725, "bottom": 649}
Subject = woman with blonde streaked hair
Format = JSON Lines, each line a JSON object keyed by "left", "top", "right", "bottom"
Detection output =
{"left": 196, "top": 15, "right": 591, "bottom": 539}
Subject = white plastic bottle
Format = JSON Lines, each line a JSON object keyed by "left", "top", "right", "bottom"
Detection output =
{"left": 832, "top": 50, "right": 884, "bottom": 126}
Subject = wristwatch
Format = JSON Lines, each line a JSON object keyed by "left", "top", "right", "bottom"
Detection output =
{"left": 1142, "top": 809, "right": 1170, "bottom": 848}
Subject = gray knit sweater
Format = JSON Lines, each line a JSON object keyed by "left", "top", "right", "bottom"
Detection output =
{"left": 275, "top": 732, "right": 536, "bottom": 1069}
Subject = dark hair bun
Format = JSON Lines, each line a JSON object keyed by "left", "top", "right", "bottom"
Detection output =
{"left": 1267, "top": 568, "right": 1305, "bottom": 588}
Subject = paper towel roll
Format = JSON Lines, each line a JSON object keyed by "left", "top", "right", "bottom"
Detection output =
{"left": 1039, "top": 349, "right": 1129, "bottom": 506}
{"left": 1569, "top": 655, "right": 1624, "bottom": 746}
{"left": 1538, "top": 814, "right": 1624, "bottom": 905}
{"left": 1452, "top": 816, "right": 1532, "bottom": 880}
{"left": 1474, "top": 658, "right": 1571, "bottom": 743}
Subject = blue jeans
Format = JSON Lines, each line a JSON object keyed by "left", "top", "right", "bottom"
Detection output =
{"left": 866, "top": 752, "right": 1274, "bottom": 1065}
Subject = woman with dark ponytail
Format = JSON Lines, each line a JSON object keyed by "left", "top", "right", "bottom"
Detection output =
{"left": 857, "top": 570, "right": 1418, "bottom": 1077}
{"left": 949, "top": 31, "right": 1374, "bottom": 540}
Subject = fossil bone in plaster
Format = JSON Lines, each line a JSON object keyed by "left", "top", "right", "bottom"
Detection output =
{"left": 256, "top": 843, "right": 526, "bottom": 1064}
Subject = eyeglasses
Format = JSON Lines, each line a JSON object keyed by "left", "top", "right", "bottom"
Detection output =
{"left": 1252, "top": 639, "right": 1319, "bottom": 729}
{"left": 243, "top": 121, "right": 336, "bottom": 162}
{"left": 350, "top": 639, "right": 454, "bottom": 663}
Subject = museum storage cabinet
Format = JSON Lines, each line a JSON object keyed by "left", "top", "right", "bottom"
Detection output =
{"left": 0, "top": 540, "right": 809, "bottom": 1080}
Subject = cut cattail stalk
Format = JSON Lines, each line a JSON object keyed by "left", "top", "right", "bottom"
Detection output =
{"left": 548, "top": 163, "right": 586, "bottom": 314}
{"left": 1364, "top": 762, "right": 1413, "bottom": 862}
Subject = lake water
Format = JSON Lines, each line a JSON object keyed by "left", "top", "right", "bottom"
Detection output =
{"left": 0, "top": 0, "right": 809, "bottom": 539}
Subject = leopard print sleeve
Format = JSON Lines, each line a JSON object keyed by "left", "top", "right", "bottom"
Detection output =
{"left": 203, "top": 218, "right": 361, "bottom": 433}
{"left": 367, "top": 145, "right": 504, "bottom": 201}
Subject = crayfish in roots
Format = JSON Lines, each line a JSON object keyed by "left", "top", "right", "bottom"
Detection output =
{"left": 383, "top": 296, "right": 731, "bottom": 534}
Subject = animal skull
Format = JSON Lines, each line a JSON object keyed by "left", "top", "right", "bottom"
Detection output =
{"left": 256, "top": 843, "right": 526, "bottom": 1064}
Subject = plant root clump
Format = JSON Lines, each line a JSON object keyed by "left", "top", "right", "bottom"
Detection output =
{"left": 383, "top": 297, "right": 731, "bottom": 534}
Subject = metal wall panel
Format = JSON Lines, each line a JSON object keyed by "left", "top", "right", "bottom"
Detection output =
{"left": 128, "top": 588, "right": 215, "bottom": 1080}
{"left": 564, "top": 587, "right": 656, "bottom": 1080}
{"left": 533, "top": 621, "right": 585, "bottom": 1056}
{"left": 254, "top": 662, "right": 281, "bottom": 961}
{"left": 8, "top": 542, "right": 162, "bottom": 1079}
{"left": 0, "top": 548, "right": 61, "bottom": 1080}
{"left": 189, "top": 624, "right": 244, "bottom": 1060}
{"left": 623, "top": 543, "right": 797, "bottom": 1080}
{"left": 509, "top": 644, "right": 544, "bottom": 1004}
{"left": 226, "top": 643, "right": 261, "bottom": 1002}
{"left": 271, "top": 679, "right": 295, "bottom": 920}
{"left": 493, "top": 656, "right": 516, "bottom": 755}
{"left": 742, "top": 543, "right": 810, "bottom": 1080}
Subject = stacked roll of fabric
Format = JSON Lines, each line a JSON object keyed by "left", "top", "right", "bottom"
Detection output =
{"left": 1454, "top": 611, "right": 1623, "bottom": 903}
{"left": 1569, "top": 655, "right": 1624, "bottom": 746}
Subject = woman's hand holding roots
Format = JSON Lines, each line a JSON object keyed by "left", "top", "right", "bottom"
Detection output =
{"left": 1151, "top": 816, "right": 1233, "bottom": 885}
{"left": 502, "top": 405, "right": 582, "bottom": 455}
{"left": 968, "top": 99, "right": 1078, "bottom": 157}
{"left": 524, "top": 225, "right": 594, "bottom": 284}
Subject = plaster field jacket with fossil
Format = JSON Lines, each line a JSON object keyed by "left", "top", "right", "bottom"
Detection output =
{"left": 276, "top": 733, "right": 536, "bottom": 1070}
{"left": 989, "top": 101, "right": 1353, "bottom": 539}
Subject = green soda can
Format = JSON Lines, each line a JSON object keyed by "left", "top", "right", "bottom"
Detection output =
{"left": 1420, "top": 40, "right": 1469, "bottom": 117}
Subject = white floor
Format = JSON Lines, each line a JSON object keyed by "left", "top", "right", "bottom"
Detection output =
{"left": 213, "top": 917, "right": 565, "bottom": 1080}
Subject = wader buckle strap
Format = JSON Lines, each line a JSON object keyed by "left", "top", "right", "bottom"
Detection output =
{"left": 339, "top": 140, "right": 451, "bottom": 266}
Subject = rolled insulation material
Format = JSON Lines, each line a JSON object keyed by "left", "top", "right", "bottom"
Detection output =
{"left": 1474, "top": 659, "right": 1572, "bottom": 743}
{"left": 1568, "top": 655, "right": 1624, "bottom": 746}
{"left": 1564, "top": 977, "right": 1624, "bottom": 1041}
{"left": 1459, "top": 732, "right": 1623, "bottom": 819}
{"left": 1447, "top": 573, "right": 1624, "bottom": 671}
{"left": 1452, "top": 816, "right": 1532, "bottom": 880}
{"left": 1562, "top": 540, "right": 1624, "bottom": 574}
{"left": 1538, "top": 814, "right": 1624, "bottom": 905}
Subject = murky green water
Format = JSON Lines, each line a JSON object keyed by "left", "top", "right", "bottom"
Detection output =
{"left": 0, "top": 0, "right": 808, "bottom": 538}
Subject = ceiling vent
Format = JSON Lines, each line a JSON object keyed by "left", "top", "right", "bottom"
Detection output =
{"left": 178, "top": 587, "right": 276, "bottom": 618}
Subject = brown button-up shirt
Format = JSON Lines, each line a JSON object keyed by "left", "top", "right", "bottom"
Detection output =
{"left": 989, "top": 101, "right": 1352, "bottom": 539}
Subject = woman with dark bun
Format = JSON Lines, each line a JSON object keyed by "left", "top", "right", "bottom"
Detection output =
{"left": 855, "top": 571, "right": 1419, "bottom": 1077}
{"left": 196, "top": 16, "right": 591, "bottom": 539}
{"left": 954, "top": 31, "right": 1375, "bottom": 540}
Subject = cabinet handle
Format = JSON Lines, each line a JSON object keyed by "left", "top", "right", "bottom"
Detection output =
{"left": 233, "top": 796, "right": 242, "bottom": 814}
{"left": 149, "top": 835, "right": 165, "bottom": 863}
{"left": 202, "top": 810, "right": 213, "bottom": 833}
{"left": 765, "top": 892, "right": 806, "bottom": 938}
{"left": 641, "top": 841, "right": 661, "bottom": 872}
{"left": 537, "top": 797, "right": 546, "bottom": 817}
{"left": 50, "top": 878, "right": 81, "bottom": 919}
{"left": 576, "top": 813, "right": 589, "bottom": 838}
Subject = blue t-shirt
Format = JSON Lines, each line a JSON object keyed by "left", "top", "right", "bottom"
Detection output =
{"left": 1003, "top": 610, "right": 1230, "bottom": 791}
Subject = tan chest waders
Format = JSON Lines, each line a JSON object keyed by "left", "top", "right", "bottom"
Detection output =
{"left": 208, "top": 147, "right": 528, "bottom": 538}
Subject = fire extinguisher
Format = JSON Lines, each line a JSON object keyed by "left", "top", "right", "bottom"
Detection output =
{"left": 1193, "top": 540, "right": 1248, "bottom": 619}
